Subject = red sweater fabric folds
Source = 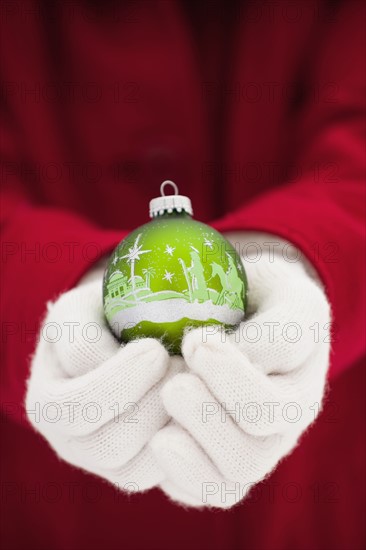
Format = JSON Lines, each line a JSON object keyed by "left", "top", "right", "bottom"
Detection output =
{"left": 1, "top": 1, "right": 365, "bottom": 549}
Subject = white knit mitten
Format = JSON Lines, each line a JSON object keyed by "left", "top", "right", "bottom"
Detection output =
{"left": 26, "top": 278, "right": 184, "bottom": 493}
{"left": 151, "top": 233, "right": 331, "bottom": 508}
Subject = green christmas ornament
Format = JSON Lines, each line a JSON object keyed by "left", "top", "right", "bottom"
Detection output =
{"left": 103, "top": 181, "right": 248, "bottom": 354}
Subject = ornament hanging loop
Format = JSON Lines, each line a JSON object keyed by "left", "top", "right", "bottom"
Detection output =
{"left": 150, "top": 181, "right": 192, "bottom": 217}
{"left": 160, "top": 180, "right": 179, "bottom": 196}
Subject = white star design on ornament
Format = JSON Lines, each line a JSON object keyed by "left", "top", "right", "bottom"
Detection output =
{"left": 112, "top": 254, "right": 119, "bottom": 266}
{"left": 163, "top": 270, "right": 174, "bottom": 283}
{"left": 164, "top": 244, "right": 176, "bottom": 256}
{"left": 120, "top": 234, "right": 151, "bottom": 263}
{"left": 204, "top": 238, "right": 214, "bottom": 249}
{"left": 190, "top": 245, "right": 199, "bottom": 253}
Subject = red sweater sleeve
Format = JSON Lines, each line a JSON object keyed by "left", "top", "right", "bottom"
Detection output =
{"left": 0, "top": 190, "right": 124, "bottom": 423}
{"left": 212, "top": 2, "right": 366, "bottom": 379}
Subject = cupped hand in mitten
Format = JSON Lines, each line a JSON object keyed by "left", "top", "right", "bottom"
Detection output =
{"left": 26, "top": 279, "right": 183, "bottom": 493}
{"left": 151, "top": 246, "right": 331, "bottom": 508}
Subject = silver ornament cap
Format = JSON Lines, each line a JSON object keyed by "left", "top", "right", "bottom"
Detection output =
{"left": 149, "top": 180, "right": 193, "bottom": 218}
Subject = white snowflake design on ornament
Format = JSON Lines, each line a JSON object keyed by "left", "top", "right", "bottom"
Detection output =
{"left": 164, "top": 244, "right": 176, "bottom": 256}
{"left": 163, "top": 270, "right": 174, "bottom": 283}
